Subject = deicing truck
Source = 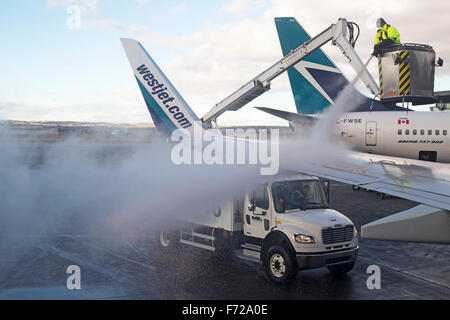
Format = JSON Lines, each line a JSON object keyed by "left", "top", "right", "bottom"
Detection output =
{"left": 158, "top": 174, "right": 358, "bottom": 284}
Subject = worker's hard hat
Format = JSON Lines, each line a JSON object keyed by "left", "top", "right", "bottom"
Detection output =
{"left": 376, "top": 18, "right": 387, "bottom": 28}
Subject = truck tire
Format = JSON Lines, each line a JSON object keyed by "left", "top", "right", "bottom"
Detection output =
{"left": 157, "top": 229, "right": 180, "bottom": 253}
{"left": 327, "top": 261, "right": 355, "bottom": 275}
{"left": 264, "top": 245, "right": 298, "bottom": 284}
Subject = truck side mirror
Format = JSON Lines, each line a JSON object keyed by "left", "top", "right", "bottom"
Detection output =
{"left": 278, "top": 197, "right": 287, "bottom": 213}
{"left": 320, "top": 180, "right": 330, "bottom": 202}
{"left": 248, "top": 202, "right": 255, "bottom": 212}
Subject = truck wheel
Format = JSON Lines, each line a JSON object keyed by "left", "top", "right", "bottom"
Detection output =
{"left": 158, "top": 230, "right": 171, "bottom": 249}
{"left": 264, "top": 245, "right": 297, "bottom": 284}
{"left": 157, "top": 229, "right": 180, "bottom": 252}
{"left": 327, "top": 261, "right": 355, "bottom": 275}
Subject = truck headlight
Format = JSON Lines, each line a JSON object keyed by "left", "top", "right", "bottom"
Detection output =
{"left": 294, "top": 234, "right": 315, "bottom": 244}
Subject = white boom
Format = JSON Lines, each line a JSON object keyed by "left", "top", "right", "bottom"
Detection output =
{"left": 201, "top": 18, "right": 379, "bottom": 126}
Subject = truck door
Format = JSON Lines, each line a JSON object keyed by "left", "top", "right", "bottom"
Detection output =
{"left": 244, "top": 184, "right": 271, "bottom": 239}
{"left": 365, "top": 121, "right": 377, "bottom": 146}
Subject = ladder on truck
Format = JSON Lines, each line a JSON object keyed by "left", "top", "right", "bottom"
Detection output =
{"left": 201, "top": 18, "right": 379, "bottom": 127}
{"left": 180, "top": 225, "right": 217, "bottom": 251}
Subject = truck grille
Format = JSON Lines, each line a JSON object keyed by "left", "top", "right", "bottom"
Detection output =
{"left": 322, "top": 226, "right": 354, "bottom": 245}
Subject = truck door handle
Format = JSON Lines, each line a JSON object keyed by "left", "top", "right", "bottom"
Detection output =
{"left": 251, "top": 216, "right": 262, "bottom": 221}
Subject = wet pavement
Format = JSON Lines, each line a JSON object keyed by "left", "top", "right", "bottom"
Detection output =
{"left": 1, "top": 182, "right": 449, "bottom": 300}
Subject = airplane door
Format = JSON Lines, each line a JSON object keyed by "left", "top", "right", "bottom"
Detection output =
{"left": 244, "top": 184, "right": 271, "bottom": 239}
{"left": 365, "top": 121, "right": 377, "bottom": 146}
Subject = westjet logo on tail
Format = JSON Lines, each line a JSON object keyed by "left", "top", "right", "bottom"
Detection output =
{"left": 136, "top": 64, "right": 192, "bottom": 129}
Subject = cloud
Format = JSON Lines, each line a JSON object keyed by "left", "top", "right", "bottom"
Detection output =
{"left": 46, "top": 0, "right": 104, "bottom": 30}
{"left": 0, "top": 88, "right": 150, "bottom": 123}
{"left": 45, "top": 0, "right": 78, "bottom": 8}
{"left": 58, "top": 58, "right": 72, "bottom": 65}
{"left": 170, "top": 3, "right": 188, "bottom": 15}
{"left": 221, "top": 0, "right": 253, "bottom": 17}
{"left": 132, "top": 0, "right": 150, "bottom": 6}
{"left": 46, "top": 0, "right": 99, "bottom": 12}
{"left": 221, "top": 0, "right": 266, "bottom": 17}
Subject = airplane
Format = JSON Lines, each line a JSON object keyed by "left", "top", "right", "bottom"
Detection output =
{"left": 120, "top": 37, "right": 449, "bottom": 244}
{"left": 256, "top": 17, "right": 450, "bottom": 163}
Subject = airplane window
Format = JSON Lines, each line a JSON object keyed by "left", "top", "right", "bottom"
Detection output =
{"left": 397, "top": 129, "right": 402, "bottom": 135}
{"left": 435, "top": 130, "right": 439, "bottom": 135}
{"left": 420, "top": 129, "right": 424, "bottom": 135}
{"left": 428, "top": 129, "right": 432, "bottom": 135}
{"left": 444, "top": 130, "right": 447, "bottom": 135}
{"left": 413, "top": 129, "right": 417, "bottom": 135}
{"left": 405, "top": 129, "right": 410, "bottom": 135}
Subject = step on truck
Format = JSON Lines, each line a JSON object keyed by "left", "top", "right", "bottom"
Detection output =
{"left": 158, "top": 174, "right": 359, "bottom": 284}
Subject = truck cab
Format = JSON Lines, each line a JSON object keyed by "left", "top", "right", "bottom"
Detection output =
{"left": 158, "top": 174, "right": 358, "bottom": 284}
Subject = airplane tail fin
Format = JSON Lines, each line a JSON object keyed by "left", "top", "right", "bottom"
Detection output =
{"left": 121, "top": 38, "right": 201, "bottom": 136}
{"left": 275, "top": 17, "right": 400, "bottom": 113}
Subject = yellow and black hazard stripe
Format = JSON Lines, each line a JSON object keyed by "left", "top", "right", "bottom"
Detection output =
{"left": 399, "top": 50, "right": 411, "bottom": 96}
{"left": 378, "top": 57, "right": 383, "bottom": 98}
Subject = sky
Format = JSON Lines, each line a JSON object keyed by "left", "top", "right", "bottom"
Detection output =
{"left": 1, "top": 0, "right": 450, "bottom": 126}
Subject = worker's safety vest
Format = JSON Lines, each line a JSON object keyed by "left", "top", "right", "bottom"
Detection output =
{"left": 374, "top": 24, "right": 400, "bottom": 45}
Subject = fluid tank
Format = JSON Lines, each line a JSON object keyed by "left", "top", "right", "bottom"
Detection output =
{"left": 378, "top": 43, "right": 436, "bottom": 105}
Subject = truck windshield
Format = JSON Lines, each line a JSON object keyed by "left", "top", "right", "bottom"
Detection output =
{"left": 271, "top": 180, "right": 329, "bottom": 213}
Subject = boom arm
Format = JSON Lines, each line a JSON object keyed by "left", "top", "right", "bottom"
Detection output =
{"left": 201, "top": 18, "right": 379, "bottom": 126}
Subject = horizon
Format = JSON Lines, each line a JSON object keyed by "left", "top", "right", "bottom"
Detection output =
{"left": 2, "top": 1, "right": 450, "bottom": 126}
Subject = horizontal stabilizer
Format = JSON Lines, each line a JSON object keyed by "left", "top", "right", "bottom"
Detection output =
{"left": 255, "top": 107, "right": 317, "bottom": 126}
{"left": 361, "top": 205, "right": 450, "bottom": 244}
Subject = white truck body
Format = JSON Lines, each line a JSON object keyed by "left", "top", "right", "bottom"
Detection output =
{"left": 186, "top": 199, "right": 243, "bottom": 232}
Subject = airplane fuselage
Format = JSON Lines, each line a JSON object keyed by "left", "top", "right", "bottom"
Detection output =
{"left": 336, "top": 111, "right": 450, "bottom": 163}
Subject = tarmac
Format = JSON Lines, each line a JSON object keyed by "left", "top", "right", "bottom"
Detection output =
{"left": 1, "top": 182, "right": 449, "bottom": 300}
{"left": 0, "top": 124, "right": 448, "bottom": 300}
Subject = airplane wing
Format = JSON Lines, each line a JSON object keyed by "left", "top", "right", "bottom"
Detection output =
{"left": 284, "top": 151, "right": 450, "bottom": 243}
{"left": 285, "top": 152, "right": 450, "bottom": 210}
